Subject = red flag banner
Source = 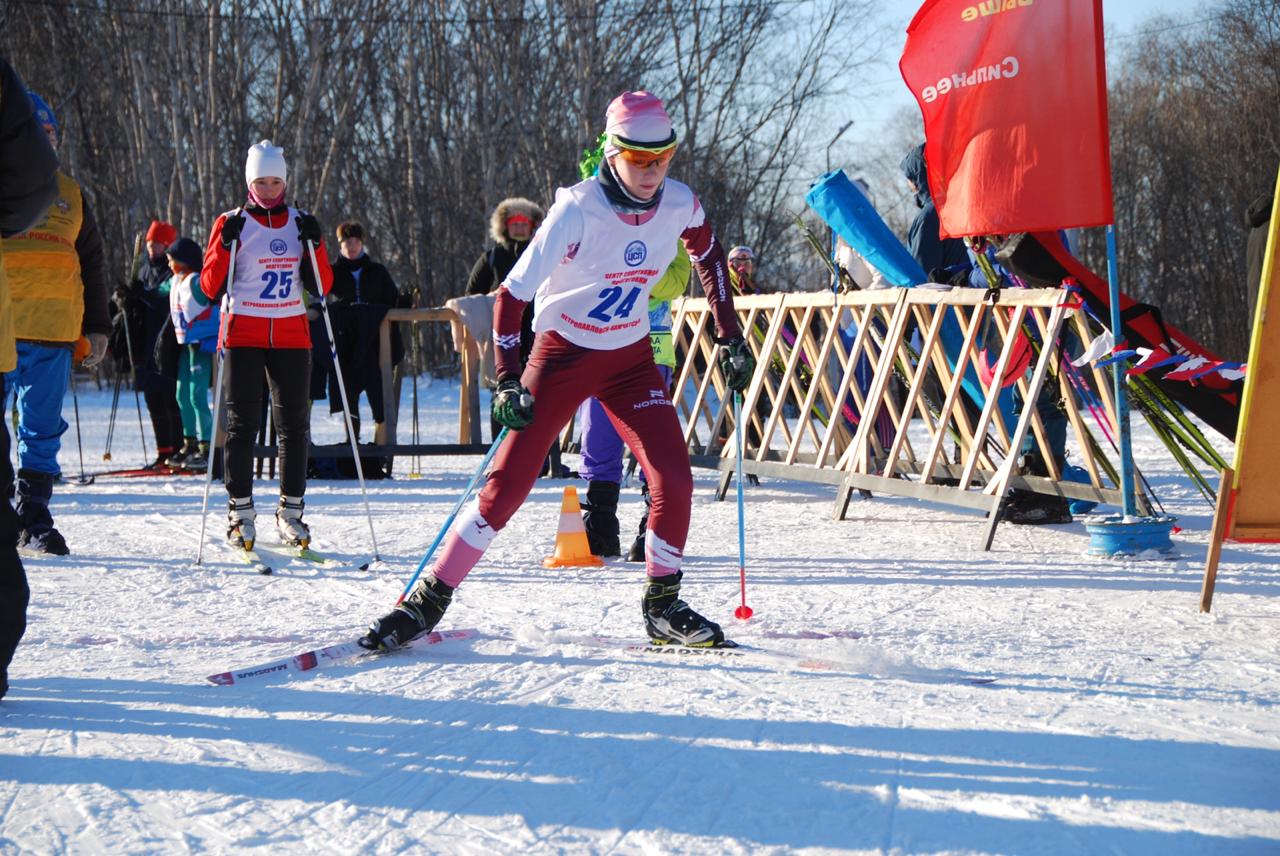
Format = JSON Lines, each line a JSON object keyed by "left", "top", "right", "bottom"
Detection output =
{"left": 899, "top": 0, "right": 1114, "bottom": 237}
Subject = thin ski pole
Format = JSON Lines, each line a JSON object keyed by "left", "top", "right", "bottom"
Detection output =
{"left": 196, "top": 343, "right": 227, "bottom": 565}
{"left": 304, "top": 233, "right": 380, "bottom": 560}
{"left": 397, "top": 427, "right": 507, "bottom": 604}
{"left": 196, "top": 219, "right": 241, "bottom": 565}
{"left": 117, "top": 291, "right": 150, "bottom": 468}
{"left": 103, "top": 370, "right": 121, "bottom": 460}
{"left": 68, "top": 362, "right": 92, "bottom": 485}
{"left": 409, "top": 317, "right": 421, "bottom": 478}
{"left": 733, "top": 392, "right": 753, "bottom": 620}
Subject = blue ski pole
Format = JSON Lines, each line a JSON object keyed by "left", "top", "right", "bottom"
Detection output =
{"left": 733, "top": 392, "right": 753, "bottom": 620}
{"left": 397, "top": 427, "right": 508, "bottom": 603}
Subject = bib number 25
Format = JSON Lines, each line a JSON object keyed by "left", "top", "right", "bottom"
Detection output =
{"left": 259, "top": 270, "right": 294, "bottom": 300}
{"left": 587, "top": 285, "right": 641, "bottom": 324}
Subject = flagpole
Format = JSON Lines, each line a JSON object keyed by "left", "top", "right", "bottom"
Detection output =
{"left": 1106, "top": 223, "right": 1138, "bottom": 517}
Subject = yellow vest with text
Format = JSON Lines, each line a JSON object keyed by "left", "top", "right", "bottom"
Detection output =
{"left": 3, "top": 171, "right": 85, "bottom": 344}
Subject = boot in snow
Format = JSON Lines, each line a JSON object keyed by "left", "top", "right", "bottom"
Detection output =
{"left": 359, "top": 575, "right": 454, "bottom": 651}
{"left": 167, "top": 437, "right": 196, "bottom": 468}
{"left": 1002, "top": 491, "right": 1072, "bottom": 525}
{"left": 582, "top": 480, "right": 621, "bottom": 557}
{"left": 182, "top": 441, "right": 210, "bottom": 473}
{"left": 227, "top": 497, "right": 256, "bottom": 550}
{"left": 275, "top": 495, "right": 310, "bottom": 547}
{"left": 642, "top": 571, "right": 724, "bottom": 647}
{"left": 625, "top": 483, "right": 651, "bottom": 562}
{"left": 16, "top": 469, "right": 70, "bottom": 556}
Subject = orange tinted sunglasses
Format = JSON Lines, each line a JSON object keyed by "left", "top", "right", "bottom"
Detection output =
{"left": 616, "top": 146, "right": 676, "bottom": 169}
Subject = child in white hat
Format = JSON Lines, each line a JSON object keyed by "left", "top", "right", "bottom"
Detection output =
{"left": 198, "top": 140, "right": 334, "bottom": 553}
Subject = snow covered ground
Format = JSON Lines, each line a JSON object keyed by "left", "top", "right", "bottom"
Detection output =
{"left": 2, "top": 376, "right": 1278, "bottom": 855}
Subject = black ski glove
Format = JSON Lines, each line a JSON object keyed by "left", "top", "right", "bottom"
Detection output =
{"left": 220, "top": 213, "right": 246, "bottom": 249}
{"left": 492, "top": 377, "right": 535, "bottom": 430}
{"left": 717, "top": 336, "right": 755, "bottom": 393}
{"left": 296, "top": 213, "right": 322, "bottom": 245}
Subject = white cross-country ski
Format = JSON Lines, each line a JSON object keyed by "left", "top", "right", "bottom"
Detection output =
{"left": 256, "top": 542, "right": 370, "bottom": 570}
{"left": 231, "top": 546, "right": 273, "bottom": 575}
{"left": 206, "top": 627, "right": 478, "bottom": 686}
{"left": 571, "top": 635, "right": 998, "bottom": 684}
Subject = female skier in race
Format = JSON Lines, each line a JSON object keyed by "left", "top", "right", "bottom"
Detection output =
{"left": 199, "top": 140, "right": 333, "bottom": 550}
{"left": 360, "top": 91, "right": 754, "bottom": 651}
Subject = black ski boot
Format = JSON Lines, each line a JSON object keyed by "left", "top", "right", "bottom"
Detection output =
{"left": 582, "top": 480, "right": 621, "bottom": 557}
{"left": 1004, "top": 451, "right": 1072, "bottom": 525}
{"left": 1002, "top": 492, "right": 1072, "bottom": 525}
{"left": 182, "top": 441, "right": 210, "bottom": 473}
{"left": 626, "top": 483, "right": 651, "bottom": 562}
{"left": 167, "top": 437, "right": 196, "bottom": 468}
{"left": 642, "top": 571, "right": 724, "bottom": 647}
{"left": 16, "top": 469, "right": 69, "bottom": 556}
{"left": 359, "top": 575, "right": 454, "bottom": 651}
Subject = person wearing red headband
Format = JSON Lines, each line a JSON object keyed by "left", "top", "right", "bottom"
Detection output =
{"left": 464, "top": 197, "right": 547, "bottom": 443}
{"left": 361, "top": 91, "right": 754, "bottom": 652}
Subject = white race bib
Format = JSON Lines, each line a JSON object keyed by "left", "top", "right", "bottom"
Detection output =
{"left": 226, "top": 208, "right": 306, "bottom": 319}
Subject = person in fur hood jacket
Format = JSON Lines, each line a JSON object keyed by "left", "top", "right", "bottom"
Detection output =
{"left": 464, "top": 196, "right": 548, "bottom": 446}
{"left": 465, "top": 197, "right": 545, "bottom": 298}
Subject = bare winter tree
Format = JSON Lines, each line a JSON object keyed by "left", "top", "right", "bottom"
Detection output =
{"left": 1068, "top": 2, "right": 1279, "bottom": 359}
{"left": 3, "top": 0, "right": 882, "bottom": 365}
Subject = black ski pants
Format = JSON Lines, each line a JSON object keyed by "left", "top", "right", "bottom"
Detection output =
{"left": 143, "top": 376, "right": 183, "bottom": 454}
{"left": 0, "top": 375, "right": 30, "bottom": 690}
{"left": 223, "top": 347, "right": 311, "bottom": 500}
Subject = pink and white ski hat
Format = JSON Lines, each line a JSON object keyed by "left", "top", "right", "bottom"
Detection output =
{"left": 604, "top": 91, "right": 677, "bottom": 151}
{"left": 245, "top": 140, "right": 288, "bottom": 187}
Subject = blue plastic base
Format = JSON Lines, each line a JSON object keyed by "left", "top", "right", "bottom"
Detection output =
{"left": 1083, "top": 515, "right": 1178, "bottom": 557}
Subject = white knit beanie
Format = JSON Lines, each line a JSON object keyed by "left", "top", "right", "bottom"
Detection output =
{"left": 245, "top": 140, "right": 288, "bottom": 187}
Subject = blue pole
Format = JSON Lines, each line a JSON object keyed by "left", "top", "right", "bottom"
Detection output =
{"left": 397, "top": 428, "right": 508, "bottom": 602}
{"left": 1106, "top": 224, "right": 1137, "bottom": 517}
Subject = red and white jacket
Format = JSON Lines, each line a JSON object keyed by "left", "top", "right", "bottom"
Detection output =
{"left": 200, "top": 204, "right": 333, "bottom": 349}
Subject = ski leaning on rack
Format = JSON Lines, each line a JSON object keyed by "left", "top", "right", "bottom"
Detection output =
{"left": 207, "top": 628, "right": 479, "bottom": 685}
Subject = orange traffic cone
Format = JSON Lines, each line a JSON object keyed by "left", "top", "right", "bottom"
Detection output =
{"left": 543, "top": 485, "right": 605, "bottom": 568}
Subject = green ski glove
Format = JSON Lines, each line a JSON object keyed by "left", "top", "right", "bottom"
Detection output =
{"left": 492, "top": 378, "right": 535, "bottom": 430}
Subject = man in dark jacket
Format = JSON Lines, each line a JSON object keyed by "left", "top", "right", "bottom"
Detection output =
{"left": 321, "top": 220, "right": 406, "bottom": 440}
{"left": 1245, "top": 189, "right": 1273, "bottom": 327}
{"left": 0, "top": 58, "right": 60, "bottom": 701}
{"left": 901, "top": 143, "right": 969, "bottom": 276}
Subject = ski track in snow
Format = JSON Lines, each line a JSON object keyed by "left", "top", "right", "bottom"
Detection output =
{"left": 1, "top": 381, "right": 1279, "bottom": 854}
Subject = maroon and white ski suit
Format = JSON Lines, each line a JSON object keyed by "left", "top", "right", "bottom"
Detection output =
{"left": 428, "top": 175, "right": 741, "bottom": 586}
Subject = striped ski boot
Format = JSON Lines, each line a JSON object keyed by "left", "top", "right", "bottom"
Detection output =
{"left": 227, "top": 497, "right": 256, "bottom": 550}
{"left": 275, "top": 496, "right": 311, "bottom": 548}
